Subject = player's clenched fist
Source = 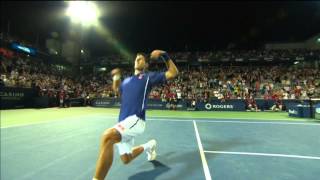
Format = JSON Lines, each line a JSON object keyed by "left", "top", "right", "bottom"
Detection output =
{"left": 150, "top": 50, "right": 171, "bottom": 62}
{"left": 111, "top": 68, "right": 121, "bottom": 81}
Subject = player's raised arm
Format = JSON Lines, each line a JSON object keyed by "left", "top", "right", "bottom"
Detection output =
{"left": 150, "top": 50, "right": 179, "bottom": 80}
{"left": 111, "top": 68, "right": 121, "bottom": 95}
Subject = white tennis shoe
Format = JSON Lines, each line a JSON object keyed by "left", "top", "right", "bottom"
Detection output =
{"left": 146, "top": 139, "right": 157, "bottom": 161}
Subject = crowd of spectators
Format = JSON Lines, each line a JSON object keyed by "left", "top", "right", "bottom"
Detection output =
{"left": 0, "top": 54, "right": 117, "bottom": 106}
{"left": 196, "top": 49, "right": 320, "bottom": 61}
{"left": 1, "top": 48, "right": 319, "bottom": 108}
{"left": 98, "top": 49, "right": 320, "bottom": 63}
{"left": 149, "top": 64, "right": 319, "bottom": 102}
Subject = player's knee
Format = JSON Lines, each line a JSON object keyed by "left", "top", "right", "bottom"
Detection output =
{"left": 101, "top": 128, "right": 120, "bottom": 145}
{"left": 120, "top": 155, "right": 131, "bottom": 165}
{"left": 122, "top": 158, "right": 131, "bottom": 165}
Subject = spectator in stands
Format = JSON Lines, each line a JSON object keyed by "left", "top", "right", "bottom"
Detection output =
{"left": 59, "top": 89, "right": 65, "bottom": 108}
{"left": 176, "top": 88, "right": 182, "bottom": 103}
{"left": 245, "top": 94, "right": 260, "bottom": 112}
{"left": 64, "top": 93, "right": 70, "bottom": 108}
{"left": 0, "top": 75, "right": 5, "bottom": 87}
{"left": 271, "top": 96, "right": 283, "bottom": 112}
{"left": 191, "top": 98, "right": 197, "bottom": 110}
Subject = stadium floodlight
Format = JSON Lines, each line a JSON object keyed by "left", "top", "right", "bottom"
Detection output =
{"left": 317, "top": 38, "right": 320, "bottom": 43}
{"left": 66, "top": 1, "right": 100, "bottom": 27}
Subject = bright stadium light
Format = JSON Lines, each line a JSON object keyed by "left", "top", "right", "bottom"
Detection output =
{"left": 317, "top": 38, "right": 320, "bottom": 43}
{"left": 66, "top": 1, "right": 100, "bottom": 27}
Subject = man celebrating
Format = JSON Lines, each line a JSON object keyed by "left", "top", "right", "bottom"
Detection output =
{"left": 93, "top": 50, "right": 179, "bottom": 180}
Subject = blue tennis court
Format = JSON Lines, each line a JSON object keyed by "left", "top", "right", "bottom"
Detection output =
{"left": 1, "top": 115, "right": 320, "bottom": 180}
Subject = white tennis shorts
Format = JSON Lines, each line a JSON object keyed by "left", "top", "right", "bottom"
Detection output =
{"left": 114, "top": 114, "right": 145, "bottom": 155}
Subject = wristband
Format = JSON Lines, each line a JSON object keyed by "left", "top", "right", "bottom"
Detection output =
{"left": 113, "top": 74, "right": 121, "bottom": 81}
{"left": 159, "top": 52, "right": 170, "bottom": 62}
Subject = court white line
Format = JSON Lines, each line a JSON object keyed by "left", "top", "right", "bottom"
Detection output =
{"left": 0, "top": 115, "right": 116, "bottom": 129}
{"left": 193, "top": 120, "right": 212, "bottom": 180}
{"left": 2, "top": 116, "right": 319, "bottom": 129}
{"left": 149, "top": 119, "right": 194, "bottom": 122}
{"left": 204, "top": 151, "right": 320, "bottom": 160}
{"left": 149, "top": 118, "right": 320, "bottom": 126}
{"left": 196, "top": 120, "right": 320, "bottom": 126}
{"left": 149, "top": 115, "right": 319, "bottom": 122}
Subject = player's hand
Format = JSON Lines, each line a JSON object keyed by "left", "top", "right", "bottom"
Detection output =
{"left": 150, "top": 50, "right": 168, "bottom": 61}
{"left": 111, "top": 68, "right": 121, "bottom": 76}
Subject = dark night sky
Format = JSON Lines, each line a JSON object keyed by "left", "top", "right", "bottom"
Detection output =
{"left": 1, "top": 1, "right": 320, "bottom": 57}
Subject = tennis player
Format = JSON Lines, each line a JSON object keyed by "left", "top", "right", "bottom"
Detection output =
{"left": 93, "top": 50, "right": 179, "bottom": 180}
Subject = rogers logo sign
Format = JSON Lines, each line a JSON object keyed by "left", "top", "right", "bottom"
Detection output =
{"left": 205, "top": 103, "right": 234, "bottom": 110}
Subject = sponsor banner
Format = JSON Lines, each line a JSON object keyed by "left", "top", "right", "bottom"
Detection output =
{"left": 69, "top": 98, "right": 84, "bottom": 107}
{"left": 91, "top": 98, "right": 115, "bottom": 107}
{"left": 288, "top": 103, "right": 317, "bottom": 118}
{"left": 196, "top": 100, "right": 246, "bottom": 111}
{"left": 2, "top": 88, "right": 318, "bottom": 117}
{"left": 91, "top": 98, "right": 318, "bottom": 115}
{"left": 91, "top": 98, "right": 188, "bottom": 110}
{"left": 288, "top": 106, "right": 301, "bottom": 117}
{"left": 315, "top": 103, "right": 320, "bottom": 120}
{"left": 0, "top": 87, "right": 36, "bottom": 109}
{"left": 316, "top": 104, "right": 320, "bottom": 114}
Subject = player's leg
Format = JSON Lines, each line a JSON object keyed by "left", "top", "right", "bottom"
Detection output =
{"left": 120, "top": 139, "right": 157, "bottom": 164}
{"left": 118, "top": 118, "right": 156, "bottom": 164}
{"left": 120, "top": 146, "right": 144, "bottom": 164}
{"left": 93, "top": 128, "right": 121, "bottom": 180}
